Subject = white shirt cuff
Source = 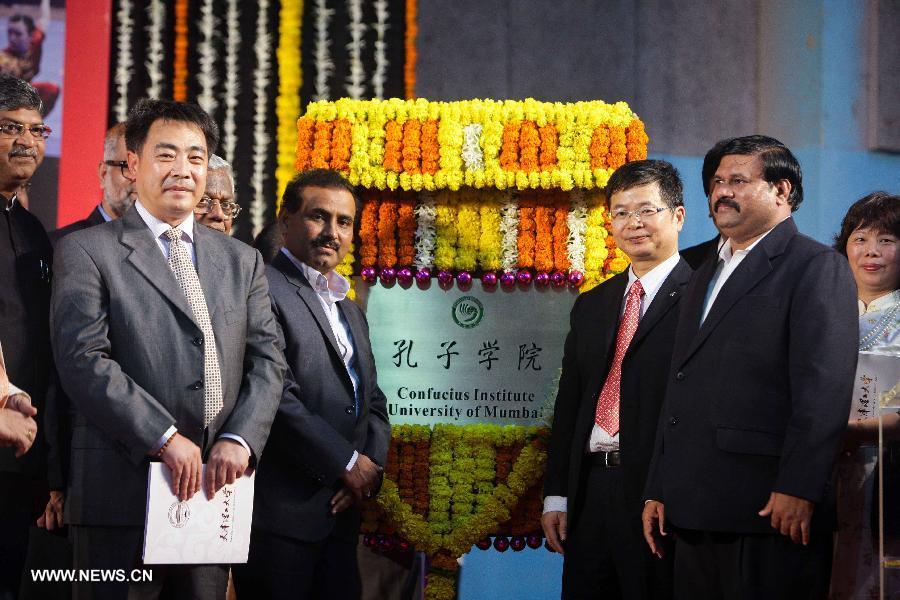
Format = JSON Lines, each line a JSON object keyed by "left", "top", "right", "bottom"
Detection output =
{"left": 345, "top": 450, "right": 359, "bottom": 472}
{"left": 543, "top": 496, "right": 567, "bottom": 514}
{"left": 6, "top": 382, "right": 30, "bottom": 403}
{"left": 151, "top": 425, "right": 177, "bottom": 454}
{"left": 218, "top": 433, "right": 252, "bottom": 458}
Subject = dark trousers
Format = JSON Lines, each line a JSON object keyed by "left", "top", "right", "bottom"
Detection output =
{"left": 69, "top": 525, "right": 228, "bottom": 600}
{"left": 233, "top": 529, "right": 361, "bottom": 600}
{"left": 671, "top": 527, "right": 832, "bottom": 600}
{"left": 0, "top": 474, "right": 46, "bottom": 600}
{"left": 561, "top": 462, "right": 673, "bottom": 600}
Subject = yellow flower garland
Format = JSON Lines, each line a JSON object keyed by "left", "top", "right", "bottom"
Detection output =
{"left": 275, "top": 0, "right": 303, "bottom": 207}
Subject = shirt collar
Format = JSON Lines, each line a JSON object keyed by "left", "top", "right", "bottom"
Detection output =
{"left": 626, "top": 251, "right": 681, "bottom": 298}
{"left": 860, "top": 289, "right": 900, "bottom": 316}
{"left": 2, "top": 192, "right": 17, "bottom": 211}
{"left": 280, "top": 247, "right": 350, "bottom": 302}
{"left": 134, "top": 199, "right": 195, "bottom": 243}
{"left": 718, "top": 217, "right": 788, "bottom": 262}
{"left": 97, "top": 203, "right": 113, "bottom": 222}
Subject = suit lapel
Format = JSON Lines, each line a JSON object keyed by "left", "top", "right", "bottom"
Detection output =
{"left": 339, "top": 300, "right": 369, "bottom": 403}
{"left": 627, "top": 259, "right": 692, "bottom": 353}
{"left": 194, "top": 225, "right": 226, "bottom": 339}
{"left": 273, "top": 253, "right": 346, "bottom": 363}
{"left": 680, "top": 218, "right": 797, "bottom": 364}
{"left": 120, "top": 209, "right": 197, "bottom": 326}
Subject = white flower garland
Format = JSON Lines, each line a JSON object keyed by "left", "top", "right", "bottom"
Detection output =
{"left": 145, "top": 0, "right": 165, "bottom": 100}
{"left": 113, "top": 0, "right": 134, "bottom": 122}
{"left": 499, "top": 193, "right": 519, "bottom": 272}
{"left": 371, "top": 0, "right": 389, "bottom": 99}
{"left": 413, "top": 193, "right": 437, "bottom": 270}
{"left": 312, "top": 0, "right": 333, "bottom": 101}
{"left": 251, "top": 0, "right": 272, "bottom": 237}
{"left": 566, "top": 190, "right": 588, "bottom": 273}
{"left": 196, "top": 0, "right": 218, "bottom": 114}
{"left": 344, "top": 0, "right": 367, "bottom": 99}
{"left": 222, "top": 0, "right": 240, "bottom": 168}
{"left": 462, "top": 124, "right": 484, "bottom": 172}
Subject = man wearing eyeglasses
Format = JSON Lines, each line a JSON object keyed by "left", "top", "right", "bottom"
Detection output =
{"left": 194, "top": 154, "right": 240, "bottom": 236}
{"left": 0, "top": 73, "right": 63, "bottom": 599}
{"left": 542, "top": 160, "right": 691, "bottom": 599}
{"left": 50, "top": 123, "right": 136, "bottom": 244}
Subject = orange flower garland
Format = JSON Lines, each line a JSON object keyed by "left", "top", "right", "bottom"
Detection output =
{"left": 608, "top": 125, "right": 627, "bottom": 170}
{"left": 533, "top": 203, "right": 555, "bottom": 272}
{"left": 517, "top": 194, "right": 536, "bottom": 269}
{"left": 397, "top": 195, "right": 417, "bottom": 266}
{"left": 330, "top": 119, "right": 353, "bottom": 171}
{"left": 626, "top": 118, "right": 649, "bottom": 161}
{"left": 539, "top": 124, "right": 558, "bottom": 171}
{"left": 552, "top": 194, "right": 570, "bottom": 271}
{"left": 404, "top": 0, "right": 417, "bottom": 99}
{"left": 500, "top": 122, "right": 520, "bottom": 170}
{"left": 518, "top": 121, "right": 540, "bottom": 172}
{"left": 383, "top": 120, "right": 403, "bottom": 173}
{"left": 358, "top": 192, "right": 379, "bottom": 268}
{"left": 402, "top": 119, "right": 422, "bottom": 174}
{"left": 421, "top": 120, "right": 440, "bottom": 175}
{"left": 295, "top": 117, "right": 316, "bottom": 171}
{"left": 311, "top": 121, "right": 334, "bottom": 169}
{"left": 173, "top": 0, "right": 189, "bottom": 102}
{"left": 377, "top": 197, "right": 399, "bottom": 268}
{"left": 590, "top": 125, "right": 610, "bottom": 169}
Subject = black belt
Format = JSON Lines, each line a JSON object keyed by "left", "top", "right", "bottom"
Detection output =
{"left": 587, "top": 450, "right": 621, "bottom": 468}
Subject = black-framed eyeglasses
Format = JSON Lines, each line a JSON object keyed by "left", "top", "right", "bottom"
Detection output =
{"left": 0, "top": 121, "right": 52, "bottom": 140}
{"left": 194, "top": 196, "right": 241, "bottom": 218}
{"left": 610, "top": 206, "right": 670, "bottom": 224}
{"left": 103, "top": 160, "right": 132, "bottom": 180}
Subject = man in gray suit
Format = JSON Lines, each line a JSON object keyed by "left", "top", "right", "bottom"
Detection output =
{"left": 234, "top": 169, "right": 391, "bottom": 599}
{"left": 50, "top": 99, "right": 284, "bottom": 599}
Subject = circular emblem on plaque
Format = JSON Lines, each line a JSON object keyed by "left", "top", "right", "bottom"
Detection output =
{"left": 452, "top": 296, "right": 484, "bottom": 329}
{"left": 168, "top": 501, "right": 191, "bottom": 528}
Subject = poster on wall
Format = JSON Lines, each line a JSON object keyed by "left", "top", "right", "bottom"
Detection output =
{"left": 0, "top": 0, "right": 65, "bottom": 227}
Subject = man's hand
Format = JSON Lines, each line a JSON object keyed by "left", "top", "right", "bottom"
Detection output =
{"left": 205, "top": 439, "right": 250, "bottom": 499}
{"left": 0, "top": 409, "right": 38, "bottom": 457}
{"left": 642, "top": 500, "right": 667, "bottom": 558}
{"left": 159, "top": 433, "right": 202, "bottom": 502}
{"left": 759, "top": 491, "right": 814, "bottom": 545}
{"left": 37, "top": 491, "right": 65, "bottom": 530}
{"left": 330, "top": 487, "right": 355, "bottom": 515}
{"left": 541, "top": 511, "right": 567, "bottom": 554}
{"left": 340, "top": 454, "right": 383, "bottom": 501}
{"left": 4, "top": 392, "right": 36, "bottom": 418}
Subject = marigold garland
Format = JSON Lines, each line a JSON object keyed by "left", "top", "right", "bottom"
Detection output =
{"left": 454, "top": 191, "right": 479, "bottom": 271}
{"left": 552, "top": 194, "right": 571, "bottom": 271}
{"left": 517, "top": 194, "right": 536, "bottom": 269}
{"left": 404, "top": 0, "right": 417, "bottom": 98}
{"left": 433, "top": 192, "right": 457, "bottom": 271}
{"left": 296, "top": 99, "right": 647, "bottom": 192}
{"left": 172, "top": 0, "right": 189, "bottom": 102}
{"left": 477, "top": 195, "right": 502, "bottom": 271}
{"left": 358, "top": 192, "right": 379, "bottom": 268}
{"left": 397, "top": 196, "right": 417, "bottom": 266}
{"left": 582, "top": 192, "right": 611, "bottom": 291}
{"left": 627, "top": 118, "right": 649, "bottom": 161}
{"left": 330, "top": 119, "right": 353, "bottom": 171}
{"left": 275, "top": 0, "right": 303, "bottom": 206}
{"left": 533, "top": 202, "right": 555, "bottom": 272}
{"left": 377, "top": 197, "right": 399, "bottom": 268}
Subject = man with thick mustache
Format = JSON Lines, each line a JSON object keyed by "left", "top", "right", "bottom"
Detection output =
{"left": 234, "top": 169, "right": 390, "bottom": 599}
{"left": 0, "top": 73, "right": 64, "bottom": 598}
{"left": 51, "top": 98, "right": 284, "bottom": 599}
{"left": 642, "top": 136, "right": 858, "bottom": 598}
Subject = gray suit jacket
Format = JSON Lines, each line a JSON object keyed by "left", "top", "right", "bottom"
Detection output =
{"left": 50, "top": 207, "right": 284, "bottom": 527}
{"left": 252, "top": 252, "right": 391, "bottom": 542}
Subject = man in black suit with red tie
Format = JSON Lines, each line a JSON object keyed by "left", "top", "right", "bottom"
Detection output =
{"left": 642, "top": 136, "right": 858, "bottom": 599}
{"left": 542, "top": 160, "right": 692, "bottom": 599}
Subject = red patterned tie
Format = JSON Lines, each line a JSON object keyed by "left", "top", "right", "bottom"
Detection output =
{"left": 595, "top": 280, "right": 644, "bottom": 435}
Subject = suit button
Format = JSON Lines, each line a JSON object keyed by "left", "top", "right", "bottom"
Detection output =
{"left": 675, "top": 371, "right": 685, "bottom": 381}
{"left": 190, "top": 380, "right": 204, "bottom": 390}
{"left": 669, "top": 416, "right": 678, "bottom": 426}
{"left": 192, "top": 337, "right": 203, "bottom": 347}
{"left": 345, "top": 406, "right": 354, "bottom": 415}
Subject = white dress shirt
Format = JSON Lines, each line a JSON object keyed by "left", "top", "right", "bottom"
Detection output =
{"left": 700, "top": 220, "right": 785, "bottom": 323}
{"left": 281, "top": 248, "right": 362, "bottom": 472}
{"left": 97, "top": 204, "right": 113, "bottom": 222}
{"left": 544, "top": 252, "right": 681, "bottom": 514}
{"left": 135, "top": 201, "right": 250, "bottom": 458}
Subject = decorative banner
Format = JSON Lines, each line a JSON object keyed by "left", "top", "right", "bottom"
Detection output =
{"left": 364, "top": 283, "right": 576, "bottom": 426}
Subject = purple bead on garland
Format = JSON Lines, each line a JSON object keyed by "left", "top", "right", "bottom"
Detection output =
{"left": 493, "top": 537, "right": 510, "bottom": 552}
{"left": 456, "top": 271, "right": 472, "bottom": 285}
{"left": 437, "top": 270, "right": 453, "bottom": 285}
{"left": 361, "top": 267, "right": 377, "bottom": 283}
{"left": 550, "top": 270, "right": 566, "bottom": 287}
{"left": 516, "top": 270, "right": 533, "bottom": 286}
{"left": 415, "top": 268, "right": 431, "bottom": 284}
{"left": 396, "top": 267, "right": 413, "bottom": 285}
{"left": 510, "top": 536, "right": 527, "bottom": 552}
{"left": 482, "top": 271, "right": 498, "bottom": 287}
{"left": 499, "top": 271, "right": 516, "bottom": 289}
{"left": 379, "top": 267, "right": 396, "bottom": 284}
{"left": 568, "top": 270, "right": 585, "bottom": 288}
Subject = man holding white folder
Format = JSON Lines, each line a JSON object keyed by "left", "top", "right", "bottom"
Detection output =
{"left": 51, "top": 99, "right": 284, "bottom": 600}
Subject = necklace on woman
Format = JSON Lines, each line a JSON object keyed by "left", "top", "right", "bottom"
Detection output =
{"left": 859, "top": 298, "right": 900, "bottom": 351}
